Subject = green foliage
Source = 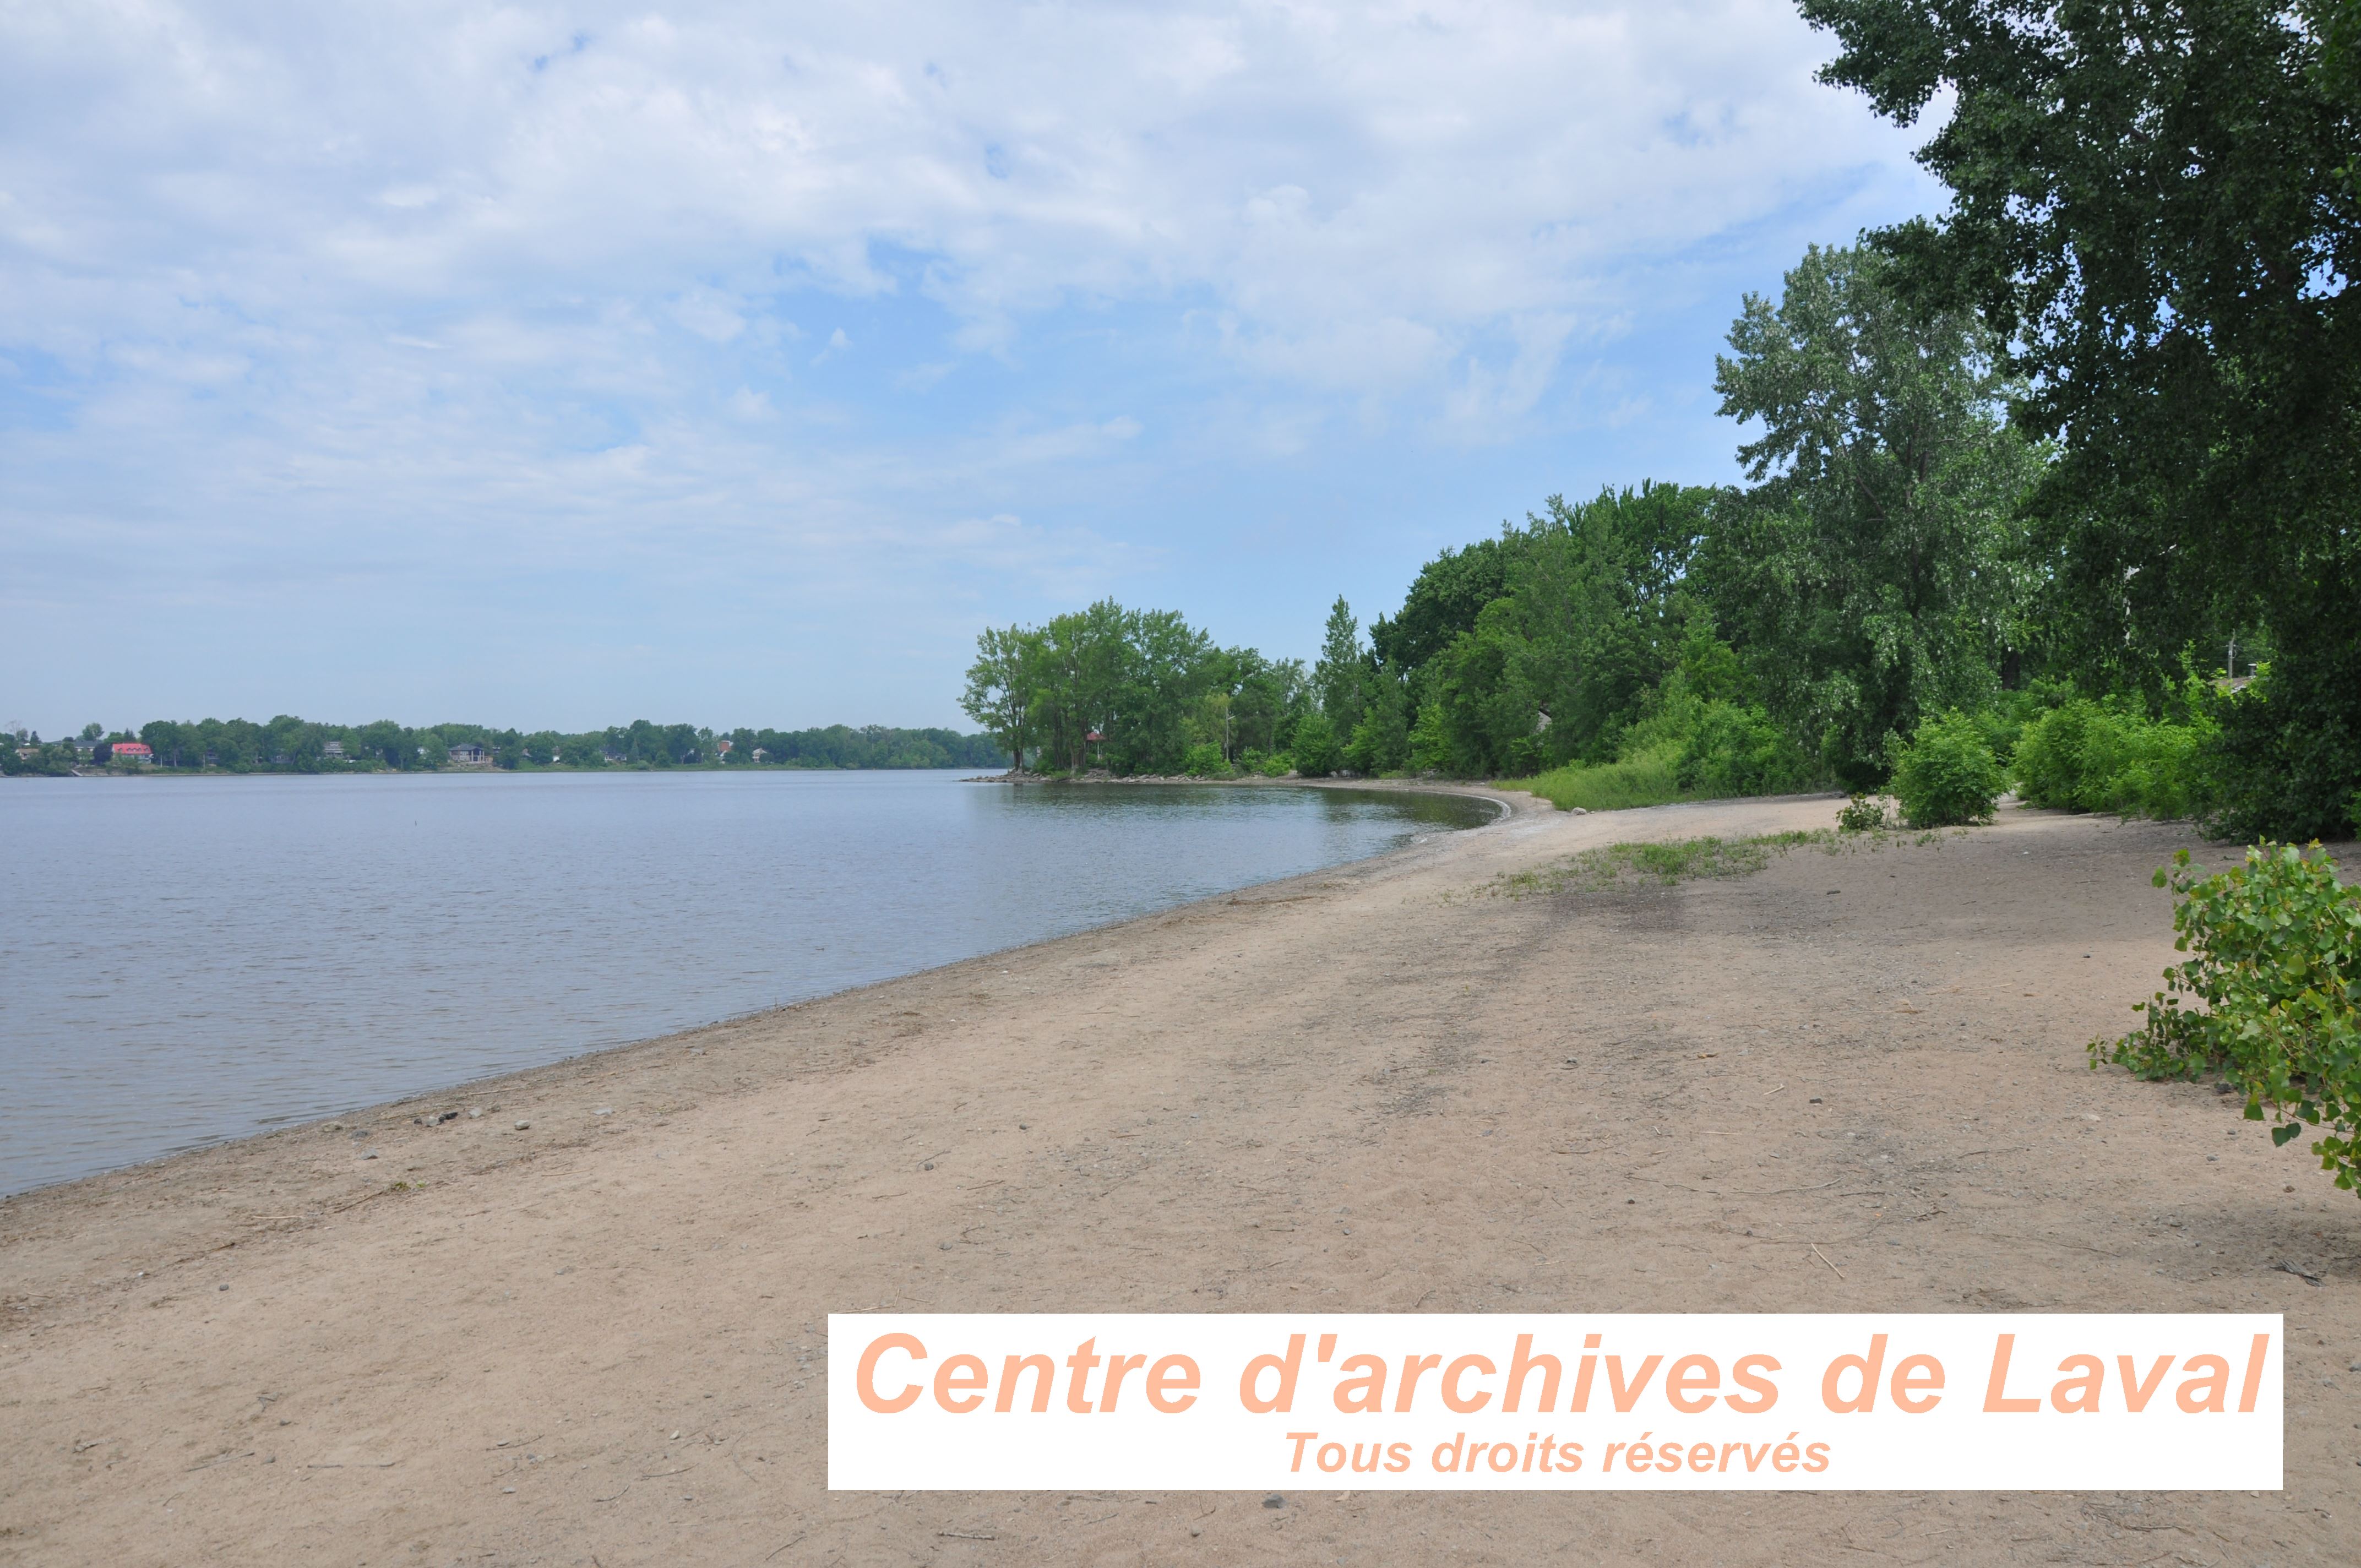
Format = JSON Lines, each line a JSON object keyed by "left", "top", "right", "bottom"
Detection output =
{"left": 1497, "top": 749, "right": 1686, "bottom": 813}
{"left": 1803, "top": 0, "right": 2361, "bottom": 837}
{"left": 1182, "top": 742, "right": 1230, "bottom": 778}
{"left": 1836, "top": 793, "right": 1893, "bottom": 834}
{"left": 2014, "top": 695, "right": 2211, "bottom": 820}
{"left": 1502, "top": 484, "right": 1717, "bottom": 768}
{"left": 1406, "top": 698, "right": 1452, "bottom": 774}
{"left": 2204, "top": 641, "right": 2361, "bottom": 842}
{"left": 1345, "top": 669, "right": 1411, "bottom": 776}
{"left": 1705, "top": 244, "right": 2040, "bottom": 788}
{"left": 961, "top": 602, "right": 1307, "bottom": 776}
{"left": 1369, "top": 536, "right": 1516, "bottom": 673}
{"left": 1492, "top": 831, "right": 1833, "bottom": 896}
{"left": 2093, "top": 845, "right": 2361, "bottom": 1199}
{"left": 1887, "top": 710, "right": 2004, "bottom": 827}
{"left": 1673, "top": 699, "right": 1811, "bottom": 798}
{"left": 100, "top": 717, "right": 1001, "bottom": 774}
{"left": 1423, "top": 599, "right": 1542, "bottom": 776}
{"left": 1313, "top": 597, "right": 1369, "bottom": 739}
{"left": 1289, "top": 711, "right": 1340, "bottom": 778}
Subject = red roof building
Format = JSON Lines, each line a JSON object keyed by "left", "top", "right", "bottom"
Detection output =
{"left": 110, "top": 742, "right": 154, "bottom": 763}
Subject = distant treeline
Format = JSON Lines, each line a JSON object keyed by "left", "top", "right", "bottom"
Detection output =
{"left": 4, "top": 716, "right": 1007, "bottom": 775}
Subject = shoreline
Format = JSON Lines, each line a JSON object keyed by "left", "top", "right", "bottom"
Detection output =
{"left": 5, "top": 794, "right": 2353, "bottom": 1564}
{"left": 0, "top": 780, "right": 1532, "bottom": 1211}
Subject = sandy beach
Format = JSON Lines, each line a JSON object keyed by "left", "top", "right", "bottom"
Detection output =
{"left": 3, "top": 787, "right": 2355, "bottom": 1565}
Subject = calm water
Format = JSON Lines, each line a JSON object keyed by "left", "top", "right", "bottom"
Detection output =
{"left": 0, "top": 770, "right": 1492, "bottom": 1194}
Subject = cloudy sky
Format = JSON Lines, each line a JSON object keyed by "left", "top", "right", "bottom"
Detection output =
{"left": 1, "top": 1, "right": 1938, "bottom": 734}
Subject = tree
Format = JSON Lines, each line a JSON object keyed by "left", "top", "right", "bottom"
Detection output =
{"left": 1290, "top": 710, "right": 1341, "bottom": 776}
{"left": 1503, "top": 484, "right": 1716, "bottom": 766}
{"left": 1369, "top": 537, "right": 1520, "bottom": 673}
{"left": 960, "top": 625, "right": 1042, "bottom": 770}
{"left": 1314, "top": 598, "right": 1368, "bottom": 734}
{"left": 1705, "top": 243, "right": 2041, "bottom": 787}
{"left": 1800, "top": 0, "right": 2361, "bottom": 830}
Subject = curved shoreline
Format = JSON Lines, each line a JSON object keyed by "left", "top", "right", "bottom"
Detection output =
{"left": 0, "top": 779, "right": 1527, "bottom": 1206}
{"left": 13, "top": 796, "right": 2343, "bottom": 1565}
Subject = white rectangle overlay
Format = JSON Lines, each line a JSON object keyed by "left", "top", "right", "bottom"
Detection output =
{"left": 829, "top": 1313, "right": 2281, "bottom": 1490}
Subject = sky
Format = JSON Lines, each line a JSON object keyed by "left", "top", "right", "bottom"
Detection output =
{"left": 0, "top": 1, "right": 1942, "bottom": 736}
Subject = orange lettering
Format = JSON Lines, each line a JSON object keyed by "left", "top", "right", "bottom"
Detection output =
{"left": 1441, "top": 1354, "right": 1495, "bottom": 1414}
{"left": 1146, "top": 1354, "right": 1200, "bottom": 1413}
{"left": 1983, "top": 1334, "right": 2039, "bottom": 1413}
{"left": 2118, "top": 1354, "right": 2173, "bottom": 1412}
{"left": 1664, "top": 1355, "right": 1720, "bottom": 1414}
{"left": 1821, "top": 1335, "right": 1888, "bottom": 1413}
{"left": 2177, "top": 1354, "right": 2229, "bottom": 1414}
{"left": 933, "top": 1354, "right": 986, "bottom": 1414}
{"left": 856, "top": 1332, "right": 925, "bottom": 1414}
{"left": 1890, "top": 1354, "right": 1943, "bottom": 1414}
{"left": 1503, "top": 1335, "right": 1561, "bottom": 1413}
{"left": 1727, "top": 1354, "right": 1781, "bottom": 1414}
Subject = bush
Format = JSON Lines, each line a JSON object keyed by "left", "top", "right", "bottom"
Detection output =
{"left": 1182, "top": 742, "right": 1230, "bottom": 777}
{"left": 1835, "top": 793, "right": 1891, "bottom": 832}
{"left": 1290, "top": 712, "right": 1341, "bottom": 778}
{"left": 1673, "top": 700, "right": 1809, "bottom": 798}
{"left": 2014, "top": 695, "right": 2210, "bottom": 819}
{"left": 2204, "top": 645, "right": 2361, "bottom": 842}
{"left": 2093, "top": 845, "right": 2361, "bottom": 1199}
{"left": 1887, "top": 710, "right": 2003, "bottom": 827}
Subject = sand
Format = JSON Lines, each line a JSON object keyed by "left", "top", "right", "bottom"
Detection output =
{"left": 2, "top": 788, "right": 2355, "bottom": 1565}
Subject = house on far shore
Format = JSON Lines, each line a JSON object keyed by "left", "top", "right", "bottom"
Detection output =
{"left": 751, "top": 747, "right": 769, "bottom": 763}
{"left": 447, "top": 742, "right": 489, "bottom": 765}
{"left": 322, "top": 741, "right": 345, "bottom": 758}
{"left": 110, "top": 741, "right": 154, "bottom": 766}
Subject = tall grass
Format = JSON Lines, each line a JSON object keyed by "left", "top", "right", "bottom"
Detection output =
{"left": 1495, "top": 744, "right": 1688, "bottom": 812}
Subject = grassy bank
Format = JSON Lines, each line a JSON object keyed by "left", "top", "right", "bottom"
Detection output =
{"left": 1493, "top": 747, "right": 1689, "bottom": 812}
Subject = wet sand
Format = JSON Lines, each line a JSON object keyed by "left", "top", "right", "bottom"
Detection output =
{"left": 2, "top": 788, "right": 2354, "bottom": 1565}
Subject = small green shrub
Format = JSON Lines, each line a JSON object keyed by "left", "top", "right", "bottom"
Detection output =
{"left": 1290, "top": 712, "right": 1341, "bottom": 778}
{"left": 1836, "top": 793, "right": 1891, "bottom": 833}
{"left": 1887, "top": 710, "right": 2003, "bottom": 827}
{"left": 2093, "top": 844, "right": 2361, "bottom": 1199}
{"left": 1258, "top": 752, "right": 1292, "bottom": 777}
{"left": 1182, "top": 742, "right": 1230, "bottom": 777}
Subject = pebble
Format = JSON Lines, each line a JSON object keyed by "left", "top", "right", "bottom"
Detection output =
{"left": 361, "top": 1151, "right": 378, "bottom": 1160}
{"left": 1263, "top": 1494, "right": 1285, "bottom": 1509}
{"left": 514, "top": 1120, "right": 531, "bottom": 1131}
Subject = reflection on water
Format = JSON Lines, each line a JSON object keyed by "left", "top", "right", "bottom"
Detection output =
{"left": 0, "top": 771, "right": 1492, "bottom": 1194}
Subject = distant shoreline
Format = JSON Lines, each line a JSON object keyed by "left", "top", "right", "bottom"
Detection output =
{"left": 6, "top": 760, "right": 1002, "bottom": 781}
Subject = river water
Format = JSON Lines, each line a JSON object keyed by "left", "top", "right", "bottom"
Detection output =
{"left": 0, "top": 770, "right": 1493, "bottom": 1194}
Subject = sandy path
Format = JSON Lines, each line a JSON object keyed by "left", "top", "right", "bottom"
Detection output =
{"left": 3, "top": 790, "right": 2356, "bottom": 1565}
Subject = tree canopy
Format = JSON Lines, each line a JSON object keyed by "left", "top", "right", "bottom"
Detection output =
{"left": 1800, "top": 0, "right": 2361, "bottom": 832}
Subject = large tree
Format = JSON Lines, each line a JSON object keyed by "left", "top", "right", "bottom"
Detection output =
{"left": 1799, "top": 0, "right": 2361, "bottom": 830}
{"left": 959, "top": 625, "right": 1043, "bottom": 770}
{"left": 1707, "top": 243, "right": 2041, "bottom": 786}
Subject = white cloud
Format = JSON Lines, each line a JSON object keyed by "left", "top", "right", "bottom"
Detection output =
{"left": 0, "top": 1, "right": 1937, "bottom": 725}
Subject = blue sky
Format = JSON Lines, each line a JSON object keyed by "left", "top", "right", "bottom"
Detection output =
{"left": 0, "top": 2, "right": 1940, "bottom": 734}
